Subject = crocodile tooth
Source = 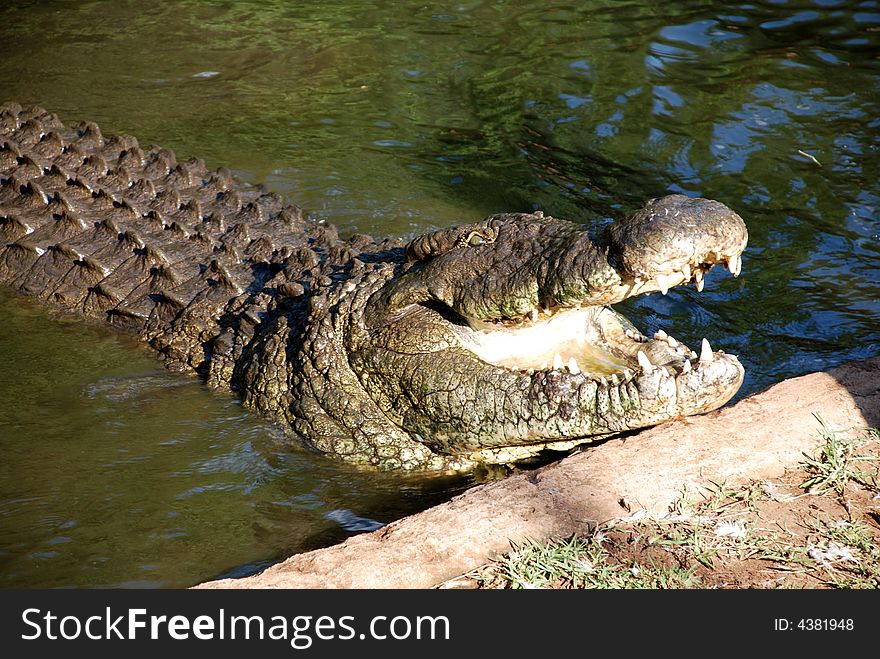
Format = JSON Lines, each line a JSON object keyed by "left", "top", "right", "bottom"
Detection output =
{"left": 553, "top": 353, "right": 564, "bottom": 370}
{"left": 622, "top": 368, "right": 633, "bottom": 381}
{"left": 681, "top": 359, "right": 691, "bottom": 373}
{"left": 567, "top": 357, "right": 580, "bottom": 375}
{"left": 627, "top": 329, "right": 646, "bottom": 342}
{"left": 727, "top": 253, "right": 741, "bottom": 277}
{"left": 656, "top": 273, "right": 671, "bottom": 295}
{"left": 682, "top": 263, "right": 691, "bottom": 280}
{"left": 700, "top": 338, "right": 714, "bottom": 363}
{"left": 694, "top": 268, "right": 704, "bottom": 283}
{"left": 637, "top": 350, "right": 654, "bottom": 372}
{"left": 695, "top": 277, "right": 705, "bottom": 292}
{"left": 655, "top": 329, "right": 668, "bottom": 340}
{"left": 610, "top": 373, "right": 620, "bottom": 386}
{"left": 666, "top": 335, "right": 679, "bottom": 348}
{"left": 530, "top": 308, "right": 539, "bottom": 323}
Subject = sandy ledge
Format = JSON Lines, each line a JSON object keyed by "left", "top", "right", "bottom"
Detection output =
{"left": 196, "top": 356, "right": 879, "bottom": 589}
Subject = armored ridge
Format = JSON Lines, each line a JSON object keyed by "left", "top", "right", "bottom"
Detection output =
{"left": 0, "top": 103, "right": 748, "bottom": 471}
{"left": 0, "top": 102, "right": 377, "bottom": 378}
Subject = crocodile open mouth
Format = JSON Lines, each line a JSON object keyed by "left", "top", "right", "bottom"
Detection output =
{"left": 452, "top": 250, "right": 744, "bottom": 387}
{"left": 453, "top": 302, "right": 738, "bottom": 385}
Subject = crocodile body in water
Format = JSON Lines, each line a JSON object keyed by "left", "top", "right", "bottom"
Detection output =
{"left": 0, "top": 103, "right": 747, "bottom": 470}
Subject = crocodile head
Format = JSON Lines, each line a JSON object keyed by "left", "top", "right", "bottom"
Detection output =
{"left": 347, "top": 194, "right": 747, "bottom": 466}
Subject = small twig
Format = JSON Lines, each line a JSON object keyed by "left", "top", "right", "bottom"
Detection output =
{"left": 797, "top": 149, "right": 822, "bottom": 166}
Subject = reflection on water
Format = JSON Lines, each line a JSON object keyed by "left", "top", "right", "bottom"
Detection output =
{"left": 0, "top": 0, "right": 878, "bottom": 587}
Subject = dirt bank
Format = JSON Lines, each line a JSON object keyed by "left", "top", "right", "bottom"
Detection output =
{"left": 196, "top": 356, "right": 879, "bottom": 589}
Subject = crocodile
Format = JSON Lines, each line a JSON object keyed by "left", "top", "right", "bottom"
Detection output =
{"left": 0, "top": 103, "right": 748, "bottom": 470}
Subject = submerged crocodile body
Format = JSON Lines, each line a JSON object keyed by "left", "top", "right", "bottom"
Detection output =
{"left": 0, "top": 103, "right": 748, "bottom": 470}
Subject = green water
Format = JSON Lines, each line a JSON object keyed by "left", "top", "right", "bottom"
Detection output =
{"left": 0, "top": 0, "right": 878, "bottom": 587}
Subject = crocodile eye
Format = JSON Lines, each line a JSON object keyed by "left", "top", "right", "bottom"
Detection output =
{"left": 467, "top": 232, "right": 485, "bottom": 247}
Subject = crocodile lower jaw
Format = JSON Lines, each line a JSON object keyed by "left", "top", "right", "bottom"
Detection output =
{"left": 452, "top": 304, "right": 737, "bottom": 385}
